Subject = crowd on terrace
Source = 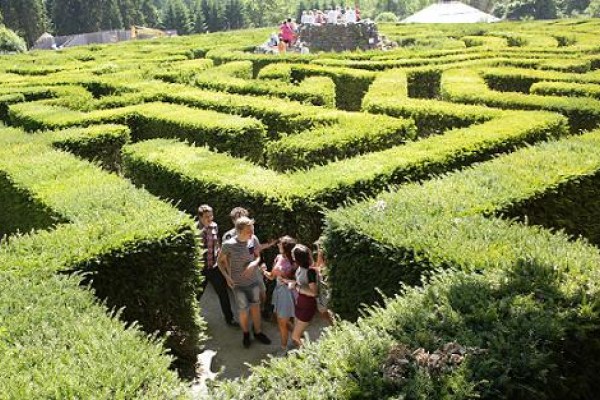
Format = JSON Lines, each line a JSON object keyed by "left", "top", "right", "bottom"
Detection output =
{"left": 258, "top": 5, "right": 364, "bottom": 54}
{"left": 197, "top": 205, "right": 333, "bottom": 356}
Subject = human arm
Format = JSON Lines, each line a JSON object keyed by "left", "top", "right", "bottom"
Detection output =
{"left": 242, "top": 255, "right": 262, "bottom": 278}
{"left": 263, "top": 255, "right": 284, "bottom": 280}
{"left": 295, "top": 269, "right": 318, "bottom": 297}
{"left": 217, "top": 249, "right": 234, "bottom": 288}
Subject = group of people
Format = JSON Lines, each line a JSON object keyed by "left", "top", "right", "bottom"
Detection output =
{"left": 197, "top": 204, "right": 332, "bottom": 355}
{"left": 300, "top": 6, "right": 361, "bottom": 25}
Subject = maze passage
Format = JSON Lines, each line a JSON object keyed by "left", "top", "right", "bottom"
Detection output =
{"left": 1, "top": 19, "right": 600, "bottom": 398}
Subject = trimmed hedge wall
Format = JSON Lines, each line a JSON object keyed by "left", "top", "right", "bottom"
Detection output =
{"left": 121, "top": 110, "right": 567, "bottom": 244}
{"left": 442, "top": 68, "right": 600, "bottom": 132}
{"left": 46, "top": 124, "right": 131, "bottom": 171}
{"left": 194, "top": 61, "right": 329, "bottom": 106}
{"left": 363, "top": 68, "right": 501, "bottom": 135}
{"left": 7, "top": 101, "right": 267, "bottom": 161}
{"left": 0, "top": 125, "right": 206, "bottom": 396}
{"left": 531, "top": 81, "right": 600, "bottom": 100}
{"left": 210, "top": 129, "right": 600, "bottom": 400}
{"left": 290, "top": 64, "right": 377, "bottom": 111}
{"left": 265, "top": 112, "right": 416, "bottom": 171}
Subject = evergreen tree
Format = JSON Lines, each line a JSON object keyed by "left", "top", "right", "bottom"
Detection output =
{"left": 187, "top": 0, "right": 206, "bottom": 33}
{"left": 200, "top": 0, "right": 211, "bottom": 26}
{"left": 140, "top": 0, "right": 161, "bottom": 27}
{"left": 296, "top": 0, "right": 307, "bottom": 22}
{"left": 243, "top": 0, "right": 290, "bottom": 27}
{"left": 162, "top": 0, "right": 193, "bottom": 34}
{"left": 0, "top": 0, "right": 47, "bottom": 45}
{"left": 51, "top": 0, "right": 102, "bottom": 35}
{"left": 587, "top": 0, "right": 600, "bottom": 15}
{"left": 119, "top": 0, "right": 146, "bottom": 27}
{"left": 499, "top": 0, "right": 557, "bottom": 19}
{"left": 205, "top": 0, "right": 224, "bottom": 32}
{"left": 224, "top": 0, "right": 244, "bottom": 30}
{"left": 100, "top": 0, "right": 124, "bottom": 30}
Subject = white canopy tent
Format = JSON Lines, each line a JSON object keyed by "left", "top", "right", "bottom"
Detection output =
{"left": 401, "top": 1, "right": 501, "bottom": 23}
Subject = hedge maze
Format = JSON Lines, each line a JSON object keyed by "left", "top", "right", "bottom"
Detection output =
{"left": 1, "top": 19, "right": 600, "bottom": 398}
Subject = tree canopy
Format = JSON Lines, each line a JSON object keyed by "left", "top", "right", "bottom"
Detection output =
{"left": 0, "top": 0, "right": 597, "bottom": 43}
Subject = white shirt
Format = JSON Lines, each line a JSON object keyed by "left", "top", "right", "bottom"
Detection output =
{"left": 327, "top": 9, "right": 336, "bottom": 23}
{"left": 345, "top": 9, "right": 356, "bottom": 23}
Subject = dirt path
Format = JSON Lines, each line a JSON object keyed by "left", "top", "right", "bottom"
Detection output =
{"left": 198, "top": 283, "right": 329, "bottom": 380}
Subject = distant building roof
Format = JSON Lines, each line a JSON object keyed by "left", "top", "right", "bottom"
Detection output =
{"left": 32, "top": 32, "right": 57, "bottom": 50}
{"left": 401, "top": 1, "right": 500, "bottom": 23}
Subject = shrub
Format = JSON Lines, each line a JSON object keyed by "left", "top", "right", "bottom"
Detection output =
{"left": 210, "top": 132, "right": 600, "bottom": 400}
{"left": 0, "top": 25, "right": 26, "bottom": 53}
{"left": 375, "top": 12, "right": 398, "bottom": 23}
{"left": 0, "top": 125, "right": 206, "bottom": 396}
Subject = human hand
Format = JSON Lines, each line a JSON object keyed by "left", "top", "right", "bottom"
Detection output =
{"left": 225, "top": 276, "right": 234, "bottom": 289}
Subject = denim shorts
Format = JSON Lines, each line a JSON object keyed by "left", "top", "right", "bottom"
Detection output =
{"left": 233, "top": 283, "right": 261, "bottom": 310}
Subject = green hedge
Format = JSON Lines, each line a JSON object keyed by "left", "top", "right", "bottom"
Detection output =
{"left": 0, "top": 125, "right": 206, "bottom": 396}
{"left": 122, "top": 110, "right": 567, "bottom": 244}
{"left": 481, "top": 67, "right": 600, "bottom": 94}
{"left": 363, "top": 69, "right": 501, "bottom": 135}
{"left": 210, "top": 129, "right": 600, "bottom": 400}
{"left": 194, "top": 64, "right": 330, "bottom": 106}
{"left": 205, "top": 47, "right": 315, "bottom": 77}
{"left": 151, "top": 58, "right": 214, "bottom": 83}
{"left": 8, "top": 101, "right": 267, "bottom": 161}
{"left": 531, "top": 81, "right": 600, "bottom": 100}
{"left": 290, "top": 64, "right": 377, "bottom": 111}
{"left": 442, "top": 68, "right": 600, "bottom": 132}
{"left": 265, "top": 112, "right": 416, "bottom": 171}
{"left": 45, "top": 124, "right": 131, "bottom": 171}
{"left": 139, "top": 82, "right": 333, "bottom": 139}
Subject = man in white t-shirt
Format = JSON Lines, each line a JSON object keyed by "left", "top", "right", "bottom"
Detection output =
{"left": 327, "top": 8, "right": 337, "bottom": 23}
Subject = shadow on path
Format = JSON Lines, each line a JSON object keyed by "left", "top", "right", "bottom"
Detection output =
{"left": 199, "top": 283, "right": 329, "bottom": 379}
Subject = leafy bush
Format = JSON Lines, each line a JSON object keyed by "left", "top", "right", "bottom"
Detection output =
{"left": 442, "top": 68, "right": 600, "bottom": 132}
{"left": 210, "top": 132, "right": 600, "bottom": 398}
{"left": 0, "top": 125, "right": 206, "bottom": 396}
{"left": 0, "top": 25, "right": 26, "bottom": 53}
{"left": 375, "top": 12, "right": 398, "bottom": 23}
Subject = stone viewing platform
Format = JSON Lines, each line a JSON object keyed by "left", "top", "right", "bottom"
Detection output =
{"left": 297, "top": 22, "right": 379, "bottom": 52}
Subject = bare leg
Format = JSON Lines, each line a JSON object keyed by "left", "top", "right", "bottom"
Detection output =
{"left": 249, "top": 304, "right": 262, "bottom": 333}
{"left": 291, "top": 319, "right": 310, "bottom": 347}
{"left": 277, "top": 316, "right": 290, "bottom": 348}
{"left": 239, "top": 309, "right": 249, "bottom": 332}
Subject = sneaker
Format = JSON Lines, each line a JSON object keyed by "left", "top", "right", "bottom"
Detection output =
{"left": 226, "top": 319, "right": 239, "bottom": 327}
{"left": 254, "top": 331, "right": 272, "bottom": 345}
{"left": 274, "top": 347, "right": 288, "bottom": 357}
{"left": 243, "top": 332, "right": 251, "bottom": 348}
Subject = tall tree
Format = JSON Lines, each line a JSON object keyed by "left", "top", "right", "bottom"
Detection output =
{"left": 587, "top": 0, "right": 600, "bottom": 15}
{"left": 100, "top": 0, "right": 124, "bottom": 30}
{"left": 205, "top": 0, "right": 224, "bottom": 32}
{"left": 51, "top": 0, "right": 102, "bottom": 35}
{"left": 243, "top": 0, "right": 290, "bottom": 27}
{"left": 0, "top": 0, "right": 47, "bottom": 45}
{"left": 162, "top": 0, "right": 193, "bottom": 34}
{"left": 187, "top": 0, "right": 206, "bottom": 33}
{"left": 498, "top": 0, "right": 558, "bottom": 19}
{"left": 119, "top": 0, "right": 145, "bottom": 27}
{"left": 140, "top": 0, "right": 161, "bottom": 27}
{"left": 224, "top": 0, "right": 244, "bottom": 30}
{"left": 296, "top": 0, "right": 307, "bottom": 22}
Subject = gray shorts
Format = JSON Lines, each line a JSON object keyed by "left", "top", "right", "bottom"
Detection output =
{"left": 233, "top": 283, "right": 261, "bottom": 310}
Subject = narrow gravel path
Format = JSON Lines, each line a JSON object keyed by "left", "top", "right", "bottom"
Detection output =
{"left": 198, "top": 283, "right": 329, "bottom": 379}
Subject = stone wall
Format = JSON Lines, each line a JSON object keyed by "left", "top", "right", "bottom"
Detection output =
{"left": 298, "top": 22, "right": 379, "bottom": 52}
